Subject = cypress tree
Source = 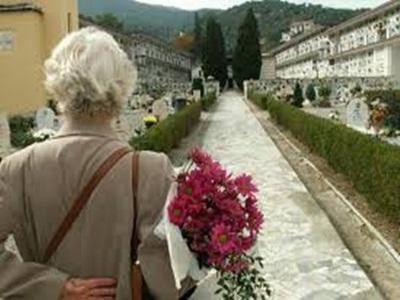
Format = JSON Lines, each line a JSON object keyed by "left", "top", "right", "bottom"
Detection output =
{"left": 293, "top": 82, "right": 304, "bottom": 108}
{"left": 216, "top": 23, "right": 228, "bottom": 88}
{"left": 233, "top": 8, "right": 262, "bottom": 89}
{"left": 193, "top": 12, "right": 202, "bottom": 61}
{"left": 306, "top": 83, "right": 316, "bottom": 102}
{"left": 202, "top": 17, "right": 228, "bottom": 88}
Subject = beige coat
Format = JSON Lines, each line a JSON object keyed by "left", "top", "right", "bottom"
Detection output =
{"left": 0, "top": 120, "right": 188, "bottom": 299}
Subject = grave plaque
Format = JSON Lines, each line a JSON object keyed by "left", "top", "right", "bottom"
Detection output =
{"left": 36, "top": 107, "right": 56, "bottom": 130}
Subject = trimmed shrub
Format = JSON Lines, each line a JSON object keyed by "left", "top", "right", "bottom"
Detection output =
{"left": 251, "top": 94, "right": 400, "bottom": 223}
{"left": 9, "top": 116, "right": 36, "bottom": 148}
{"left": 249, "top": 91, "right": 275, "bottom": 110}
{"left": 316, "top": 83, "right": 332, "bottom": 107}
{"left": 202, "top": 92, "right": 217, "bottom": 111}
{"left": 318, "top": 84, "right": 332, "bottom": 100}
{"left": 293, "top": 82, "right": 304, "bottom": 108}
{"left": 130, "top": 101, "right": 202, "bottom": 153}
{"left": 305, "top": 83, "right": 316, "bottom": 102}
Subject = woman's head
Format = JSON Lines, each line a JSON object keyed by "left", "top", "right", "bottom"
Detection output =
{"left": 45, "top": 27, "right": 136, "bottom": 119}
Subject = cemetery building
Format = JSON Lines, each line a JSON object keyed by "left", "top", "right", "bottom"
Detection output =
{"left": 80, "top": 17, "right": 192, "bottom": 94}
{"left": 0, "top": 0, "right": 79, "bottom": 116}
{"left": 131, "top": 33, "right": 192, "bottom": 93}
{"left": 262, "top": 0, "right": 400, "bottom": 81}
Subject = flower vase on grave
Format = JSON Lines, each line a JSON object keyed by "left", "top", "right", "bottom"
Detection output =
{"left": 371, "top": 106, "right": 388, "bottom": 136}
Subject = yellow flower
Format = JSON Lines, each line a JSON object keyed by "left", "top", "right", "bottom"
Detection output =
{"left": 143, "top": 116, "right": 158, "bottom": 123}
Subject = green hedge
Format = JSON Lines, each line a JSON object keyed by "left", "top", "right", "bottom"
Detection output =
{"left": 130, "top": 101, "right": 202, "bottom": 153}
{"left": 251, "top": 94, "right": 400, "bottom": 223}
{"left": 249, "top": 91, "right": 274, "bottom": 110}
{"left": 9, "top": 116, "right": 36, "bottom": 148}
{"left": 201, "top": 92, "right": 217, "bottom": 111}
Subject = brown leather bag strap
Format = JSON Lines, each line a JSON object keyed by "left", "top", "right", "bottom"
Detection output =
{"left": 131, "top": 152, "right": 143, "bottom": 300}
{"left": 131, "top": 152, "right": 140, "bottom": 262}
{"left": 43, "top": 147, "right": 131, "bottom": 263}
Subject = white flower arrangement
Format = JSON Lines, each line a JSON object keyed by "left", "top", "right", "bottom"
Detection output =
{"left": 329, "top": 110, "right": 340, "bottom": 122}
{"left": 33, "top": 128, "right": 57, "bottom": 142}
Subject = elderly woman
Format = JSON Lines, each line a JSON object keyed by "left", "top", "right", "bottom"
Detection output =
{"left": 0, "top": 28, "right": 193, "bottom": 299}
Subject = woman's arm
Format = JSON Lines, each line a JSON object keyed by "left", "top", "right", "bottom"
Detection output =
{"left": 136, "top": 152, "right": 196, "bottom": 299}
{"left": 0, "top": 158, "right": 69, "bottom": 299}
{"left": 0, "top": 157, "right": 119, "bottom": 300}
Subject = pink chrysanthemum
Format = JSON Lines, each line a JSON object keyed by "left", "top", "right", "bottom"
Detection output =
{"left": 189, "top": 147, "right": 213, "bottom": 166}
{"left": 234, "top": 174, "right": 258, "bottom": 196}
{"left": 168, "top": 148, "right": 264, "bottom": 272}
{"left": 168, "top": 200, "right": 187, "bottom": 226}
{"left": 211, "top": 224, "right": 237, "bottom": 254}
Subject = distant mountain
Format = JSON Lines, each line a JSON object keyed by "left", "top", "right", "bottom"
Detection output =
{"left": 79, "top": 0, "right": 366, "bottom": 53}
{"left": 218, "top": 0, "right": 366, "bottom": 52}
{"left": 79, "top": 0, "right": 210, "bottom": 41}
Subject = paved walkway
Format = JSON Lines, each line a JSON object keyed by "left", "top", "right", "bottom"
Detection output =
{"left": 191, "top": 92, "right": 381, "bottom": 300}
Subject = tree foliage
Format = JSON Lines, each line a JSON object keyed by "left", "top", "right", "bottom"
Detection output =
{"left": 233, "top": 8, "right": 262, "bottom": 89}
{"left": 95, "top": 13, "right": 124, "bottom": 32}
{"left": 202, "top": 17, "right": 228, "bottom": 88}
{"left": 193, "top": 12, "right": 203, "bottom": 61}
{"left": 173, "top": 33, "right": 196, "bottom": 53}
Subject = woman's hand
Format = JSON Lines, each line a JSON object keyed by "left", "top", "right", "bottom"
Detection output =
{"left": 60, "top": 277, "right": 117, "bottom": 300}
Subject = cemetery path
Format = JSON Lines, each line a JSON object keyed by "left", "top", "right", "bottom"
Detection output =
{"left": 190, "top": 91, "right": 381, "bottom": 300}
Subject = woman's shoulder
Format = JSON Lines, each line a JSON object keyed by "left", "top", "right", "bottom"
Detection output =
{"left": 138, "top": 151, "right": 168, "bottom": 164}
{"left": 1, "top": 143, "right": 36, "bottom": 170}
{"left": 137, "top": 151, "right": 174, "bottom": 179}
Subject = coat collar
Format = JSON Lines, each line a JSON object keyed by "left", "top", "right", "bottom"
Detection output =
{"left": 55, "top": 118, "right": 119, "bottom": 139}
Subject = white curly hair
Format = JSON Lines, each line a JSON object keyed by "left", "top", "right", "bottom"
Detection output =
{"left": 45, "top": 27, "right": 136, "bottom": 118}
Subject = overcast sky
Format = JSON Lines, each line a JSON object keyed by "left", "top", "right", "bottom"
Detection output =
{"left": 138, "top": 0, "right": 388, "bottom": 11}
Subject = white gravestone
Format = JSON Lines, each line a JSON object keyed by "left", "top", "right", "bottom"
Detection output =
{"left": 152, "top": 99, "right": 169, "bottom": 121}
{"left": 302, "top": 99, "right": 312, "bottom": 108}
{"left": 193, "top": 90, "right": 202, "bottom": 102}
{"left": 346, "top": 98, "right": 370, "bottom": 131}
{"left": 0, "top": 114, "right": 11, "bottom": 156}
{"left": 36, "top": 107, "right": 56, "bottom": 130}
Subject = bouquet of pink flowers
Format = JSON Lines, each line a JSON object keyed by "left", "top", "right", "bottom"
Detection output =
{"left": 168, "top": 148, "right": 271, "bottom": 299}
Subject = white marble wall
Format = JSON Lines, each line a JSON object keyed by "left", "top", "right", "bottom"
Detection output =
{"left": 274, "top": 5, "right": 400, "bottom": 80}
{"left": 277, "top": 44, "right": 396, "bottom": 80}
{"left": 277, "top": 60, "right": 318, "bottom": 79}
{"left": 336, "top": 11, "right": 400, "bottom": 55}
